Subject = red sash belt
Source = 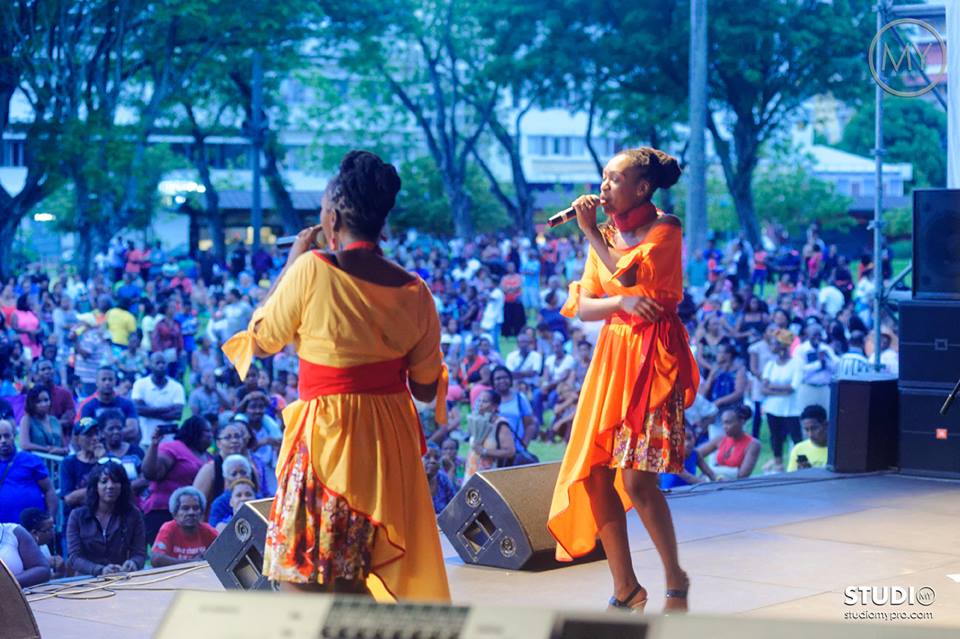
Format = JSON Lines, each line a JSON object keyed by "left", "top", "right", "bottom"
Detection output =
{"left": 297, "top": 356, "right": 426, "bottom": 454}
{"left": 606, "top": 304, "right": 699, "bottom": 435}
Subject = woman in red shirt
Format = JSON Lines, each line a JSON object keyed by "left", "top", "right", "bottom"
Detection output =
{"left": 696, "top": 405, "right": 761, "bottom": 480}
{"left": 500, "top": 262, "right": 525, "bottom": 337}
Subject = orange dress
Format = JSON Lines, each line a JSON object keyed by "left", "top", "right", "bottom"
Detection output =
{"left": 223, "top": 251, "right": 450, "bottom": 602}
{"left": 547, "top": 220, "right": 699, "bottom": 561}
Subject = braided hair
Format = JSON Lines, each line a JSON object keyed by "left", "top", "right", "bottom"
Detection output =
{"left": 327, "top": 150, "right": 402, "bottom": 240}
{"left": 618, "top": 146, "right": 682, "bottom": 192}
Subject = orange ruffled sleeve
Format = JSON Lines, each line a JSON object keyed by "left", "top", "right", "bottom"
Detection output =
{"left": 560, "top": 247, "right": 604, "bottom": 318}
{"left": 222, "top": 252, "right": 311, "bottom": 380}
{"left": 608, "top": 222, "right": 682, "bottom": 289}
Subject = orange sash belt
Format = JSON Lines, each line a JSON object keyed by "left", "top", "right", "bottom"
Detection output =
{"left": 606, "top": 304, "right": 699, "bottom": 435}
{"left": 297, "top": 357, "right": 427, "bottom": 454}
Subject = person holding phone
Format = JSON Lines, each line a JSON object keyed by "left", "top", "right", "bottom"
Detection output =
{"left": 793, "top": 324, "right": 837, "bottom": 419}
{"left": 786, "top": 404, "right": 829, "bottom": 472}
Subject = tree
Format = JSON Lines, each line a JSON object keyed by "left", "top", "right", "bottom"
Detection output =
{"left": 837, "top": 96, "right": 947, "bottom": 189}
{"left": 704, "top": 0, "right": 873, "bottom": 246}
{"left": 392, "top": 156, "right": 510, "bottom": 234}
{"left": 316, "top": 0, "right": 502, "bottom": 237}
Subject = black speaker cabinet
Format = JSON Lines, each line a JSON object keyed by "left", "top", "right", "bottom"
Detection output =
{"left": 898, "top": 299, "right": 960, "bottom": 387}
{"left": 0, "top": 559, "right": 40, "bottom": 639}
{"left": 913, "top": 188, "right": 960, "bottom": 299}
{"left": 439, "top": 462, "right": 601, "bottom": 570}
{"left": 898, "top": 385, "right": 960, "bottom": 478}
{"left": 828, "top": 375, "right": 899, "bottom": 472}
{"left": 205, "top": 498, "right": 277, "bottom": 591}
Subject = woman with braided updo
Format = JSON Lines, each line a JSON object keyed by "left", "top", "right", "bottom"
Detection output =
{"left": 223, "top": 150, "right": 449, "bottom": 601}
{"left": 547, "top": 147, "right": 699, "bottom": 613}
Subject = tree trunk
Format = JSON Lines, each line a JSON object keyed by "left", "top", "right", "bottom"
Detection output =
{"left": 449, "top": 182, "right": 473, "bottom": 238}
{"left": 0, "top": 212, "right": 19, "bottom": 282}
{"left": 189, "top": 134, "right": 225, "bottom": 261}
{"left": 730, "top": 174, "right": 761, "bottom": 248}
{"left": 263, "top": 134, "right": 302, "bottom": 234}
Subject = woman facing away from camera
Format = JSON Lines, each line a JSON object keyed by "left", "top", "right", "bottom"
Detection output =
{"left": 547, "top": 147, "right": 699, "bottom": 613}
{"left": 223, "top": 150, "right": 449, "bottom": 601}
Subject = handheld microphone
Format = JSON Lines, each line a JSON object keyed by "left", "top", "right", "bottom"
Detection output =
{"left": 546, "top": 207, "right": 576, "bottom": 228}
{"left": 275, "top": 235, "right": 296, "bottom": 249}
{"left": 940, "top": 376, "right": 960, "bottom": 415}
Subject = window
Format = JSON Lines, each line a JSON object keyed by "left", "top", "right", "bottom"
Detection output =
{"left": 1, "top": 140, "right": 25, "bottom": 167}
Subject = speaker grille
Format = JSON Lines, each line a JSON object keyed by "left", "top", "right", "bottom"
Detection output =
{"left": 914, "top": 189, "right": 960, "bottom": 299}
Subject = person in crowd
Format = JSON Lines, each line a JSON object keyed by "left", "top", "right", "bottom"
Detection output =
{"left": 74, "top": 321, "right": 114, "bottom": 397}
{"left": 105, "top": 297, "right": 138, "bottom": 349}
{"left": 117, "top": 329, "right": 149, "bottom": 383}
{"left": 464, "top": 389, "right": 516, "bottom": 479}
{"left": 141, "top": 416, "right": 213, "bottom": 544}
{"left": 220, "top": 150, "right": 449, "bottom": 600}
{"left": 0, "top": 419, "right": 57, "bottom": 523}
{"left": 423, "top": 444, "right": 457, "bottom": 514}
{"left": 793, "top": 323, "right": 837, "bottom": 418}
{"left": 152, "top": 298, "right": 185, "bottom": 378}
{"left": 836, "top": 330, "right": 872, "bottom": 377}
{"left": 505, "top": 332, "right": 543, "bottom": 385}
{"left": 79, "top": 366, "right": 141, "bottom": 443}
{"left": 151, "top": 486, "right": 218, "bottom": 566}
{"left": 747, "top": 325, "right": 777, "bottom": 438}
{"left": 534, "top": 333, "right": 576, "bottom": 426}
{"left": 547, "top": 147, "right": 695, "bottom": 613}
{"left": 213, "top": 477, "right": 258, "bottom": 531}
{"left": 194, "top": 418, "right": 266, "bottom": 509}
{"left": 18, "top": 385, "right": 68, "bottom": 455}
{"left": 31, "top": 358, "right": 75, "bottom": 425}
{"left": 0, "top": 520, "right": 51, "bottom": 587}
{"left": 490, "top": 365, "right": 537, "bottom": 456}
{"left": 699, "top": 340, "right": 746, "bottom": 440}
{"left": 20, "top": 507, "right": 64, "bottom": 578}
{"left": 10, "top": 294, "right": 43, "bottom": 359}
{"left": 659, "top": 428, "right": 713, "bottom": 488}
{"left": 500, "top": 261, "right": 526, "bottom": 338}
{"left": 786, "top": 404, "right": 829, "bottom": 472}
{"left": 66, "top": 460, "right": 146, "bottom": 576}
{"left": 879, "top": 330, "right": 899, "bottom": 376}
{"left": 99, "top": 409, "right": 146, "bottom": 490}
{"left": 694, "top": 314, "right": 726, "bottom": 379}
{"left": 761, "top": 329, "right": 804, "bottom": 473}
{"left": 438, "top": 437, "right": 463, "bottom": 489}
{"left": 547, "top": 380, "right": 579, "bottom": 442}
{"left": 207, "top": 454, "right": 258, "bottom": 527}
{"left": 60, "top": 417, "right": 105, "bottom": 523}
{"left": 131, "top": 351, "right": 186, "bottom": 446}
{"left": 237, "top": 390, "right": 282, "bottom": 496}
{"left": 188, "top": 368, "right": 232, "bottom": 422}
{"left": 696, "top": 405, "right": 761, "bottom": 480}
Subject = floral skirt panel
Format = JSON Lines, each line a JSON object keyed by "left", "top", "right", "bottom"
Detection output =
{"left": 609, "top": 384, "right": 686, "bottom": 473}
{"left": 264, "top": 441, "right": 376, "bottom": 584}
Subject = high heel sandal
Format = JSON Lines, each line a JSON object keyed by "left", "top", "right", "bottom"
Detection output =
{"left": 607, "top": 584, "right": 648, "bottom": 613}
{"left": 663, "top": 574, "right": 690, "bottom": 615}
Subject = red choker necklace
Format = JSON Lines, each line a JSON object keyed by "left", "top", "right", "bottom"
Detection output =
{"left": 342, "top": 240, "right": 383, "bottom": 255}
{"left": 610, "top": 202, "right": 657, "bottom": 233}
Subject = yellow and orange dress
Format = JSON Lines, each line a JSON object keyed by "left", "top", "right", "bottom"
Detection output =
{"left": 547, "top": 219, "right": 699, "bottom": 561}
{"left": 223, "top": 250, "right": 450, "bottom": 602}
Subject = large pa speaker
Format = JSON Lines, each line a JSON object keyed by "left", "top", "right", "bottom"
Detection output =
{"left": 913, "top": 188, "right": 960, "bottom": 299}
{"left": 898, "top": 385, "right": 960, "bottom": 478}
{"left": 828, "top": 374, "right": 899, "bottom": 472}
{"left": 898, "top": 299, "right": 960, "bottom": 387}
{"left": 205, "top": 498, "right": 277, "bottom": 591}
{"left": 438, "top": 462, "right": 600, "bottom": 570}
{"left": 0, "top": 557, "right": 41, "bottom": 639}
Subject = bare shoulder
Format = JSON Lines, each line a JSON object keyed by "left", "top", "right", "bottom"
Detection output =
{"left": 654, "top": 214, "right": 682, "bottom": 228}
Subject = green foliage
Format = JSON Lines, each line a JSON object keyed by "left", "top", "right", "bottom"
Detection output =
{"left": 883, "top": 206, "right": 912, "bottom": 239}
{"left": 752, "top": 158, "right": 854, "bottom": 235}
{"left": 392, "top": 156, "right": 511, "bottom": 235}
{"left": 837, "top": 97, "right": 947, "bottom": 188}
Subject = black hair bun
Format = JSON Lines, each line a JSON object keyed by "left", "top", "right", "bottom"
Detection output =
{"left": 650, "top": 149, "right": 681, "bottom": 189}
{"left": 332, "top": 150, "right": 402, "bottom": 239}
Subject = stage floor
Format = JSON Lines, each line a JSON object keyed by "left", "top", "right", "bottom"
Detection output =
{"left": 26, "top": 470, "right": 960, "bottom": 637}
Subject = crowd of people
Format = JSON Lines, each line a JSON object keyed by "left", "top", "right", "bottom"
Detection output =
{"left": 0, "top": 218, "right": 900, "bottom": 587}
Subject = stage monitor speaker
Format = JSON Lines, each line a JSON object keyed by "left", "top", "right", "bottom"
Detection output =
{"left": 0, "top": 558, "right": 41, "bottom": 639}
{"left": 439, "top": 462, "right": 598, "bottom": 570}
{"left": 205, "top": 498, "right": 277, "bottom": 591}
{"left": 898, "top": 385, "right": 960, "bottom": 478}
{"left": 828, "top": 374, "right": 898, "bottom": 472}
{"left": 898, "top": 299, "right": 960, "bottom": 387}
{"left": 913, "top": 188, "right": 960, "bottom": 299}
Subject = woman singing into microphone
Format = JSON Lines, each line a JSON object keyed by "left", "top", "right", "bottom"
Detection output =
{"left": 547, "top": 147, "right": 699, "bottom": 613}
{"left": 223, "top": 150, "right": 449, "bottom": 601}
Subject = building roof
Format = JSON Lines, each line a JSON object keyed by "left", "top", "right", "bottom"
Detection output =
{"left": 809, "top": 145, "right": 913, "bottom": 180}
{"left": 201, "top": 189, "right": 324, "bottom": 211}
